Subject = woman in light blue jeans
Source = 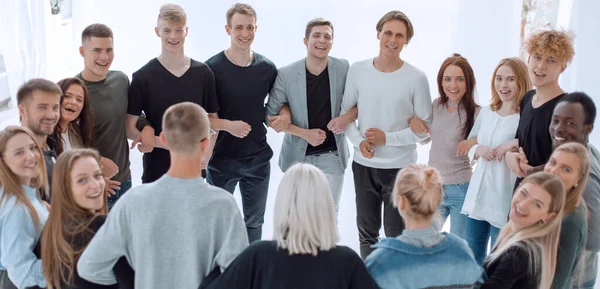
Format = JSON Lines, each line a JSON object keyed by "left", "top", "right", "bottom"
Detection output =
{"left": 410, "top": 53, "right": 480, "bottom": 238}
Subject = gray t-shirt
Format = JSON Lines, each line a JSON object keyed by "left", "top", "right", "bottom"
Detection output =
{"left": 77, "top": 71, "right": 131, "bottom": 183}
{"left": 77, "top": 174, "right": 249, "bottom": 289}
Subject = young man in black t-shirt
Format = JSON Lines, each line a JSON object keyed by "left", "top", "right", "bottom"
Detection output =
{"left": 505, "top": 29, "right": 575, "bottom": 186}
{"left": 126, "top": 4, "right": 219, "bottom": 183}
{"left": 204, "top": 3, "right": 277, "bottom": 243}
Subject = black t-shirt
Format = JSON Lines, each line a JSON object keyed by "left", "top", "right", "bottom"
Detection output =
{"left": 516, "top": 90, "right": 566, "bottom": 167}
{"left": 199, "top": 240, "right": 379, "bottom": 289}
{"left": 127, "top": 58, "right": 219, "bottom": 183}
{"left": 482, "top": 245, "right": 538, "bottom": 289}
{"left": 205, "top": 51, "right": 277, "bottom": 159}
{"left": 34, "top": 215, "right": 134, "bottom": 289}
{"left": 305, "top": 67, "right": 337, "bottom": 155}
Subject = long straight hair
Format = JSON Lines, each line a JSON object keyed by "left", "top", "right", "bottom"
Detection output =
{"left": 436, "top": 53, "right": 479, "bottom": 139}
{"left": 273, "top": 163, "right": 339, "bottom": 256}
{"left": 487, "top": 172, "right": 565, "bottom": 289}
{"left": 52, "top": 78, "right": 94, "bottom": 155}
{"left": 41, "top": 149, "right": 107, "bottom": 289}
{"left": 0, "top": 126, "right": 48, "bottom": 228}
{"left": 489, "top": 57, "right": 531, "bottom": 112}
{"left": 550, "top": 143, "right": 590, "bottom": 214}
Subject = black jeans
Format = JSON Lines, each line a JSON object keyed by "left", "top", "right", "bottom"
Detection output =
{"left": 352, "top": 161, "right": 404, "bottom": 259}
{"left": 206, "top": 147, "right": 273, "bottom": 243}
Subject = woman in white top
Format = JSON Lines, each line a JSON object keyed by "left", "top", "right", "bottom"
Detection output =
{"left": 49, "top": 78, "right": 94, "bottom": 155}
{"left": 461, "top": 57, "right": 532, "bottom": 265}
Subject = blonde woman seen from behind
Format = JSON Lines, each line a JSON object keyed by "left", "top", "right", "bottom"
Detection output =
{"left": 201, "top": 163, "right": 378, "bottom": 289}
{"left": 365, "top": 164, "right": 483, "bottom": 289}
{"left": 482, "top": 172, "right": 566, "bottom": 289}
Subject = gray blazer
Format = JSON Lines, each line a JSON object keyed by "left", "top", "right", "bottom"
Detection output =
{"left": 266, "top": 56, "right": 350, "bottom": 172}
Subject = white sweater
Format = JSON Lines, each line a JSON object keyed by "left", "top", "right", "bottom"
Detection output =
{"left": 341, "top": 58, "right": 432, "bottom": 169}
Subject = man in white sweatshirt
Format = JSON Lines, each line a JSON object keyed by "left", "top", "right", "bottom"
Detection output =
{"left": 340, "top": 10, "right": 432, "bottom": 259}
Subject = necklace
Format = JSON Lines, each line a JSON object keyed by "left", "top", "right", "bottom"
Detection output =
{"left": 226, "top": 49, "right": 252, "bottom": 67}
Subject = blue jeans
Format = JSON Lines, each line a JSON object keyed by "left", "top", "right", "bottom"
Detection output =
{"left": 206, "top": 148, "right": 272, "bottom": 243}
{"left": 304, "top": 151, "right": 344, "bottom": 215}
{"left": 107, "top": 178, "right": 132, "bottom": 210}
{"left": 466, "top": 217, "right": 501, "bottom": 265}
{"left": 437, "top": 182, "right": 469, "bottom": 239}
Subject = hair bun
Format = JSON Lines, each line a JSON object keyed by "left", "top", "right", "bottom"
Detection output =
{"left": 421, "top": 168, "right": 439, "bottom": 190}
{"left": 452, "top": 53, "right": 462, "bottom": 58}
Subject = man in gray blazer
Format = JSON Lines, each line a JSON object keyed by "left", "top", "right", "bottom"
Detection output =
{"left": 265, "top": 18, "right": 356, "bottom": 214}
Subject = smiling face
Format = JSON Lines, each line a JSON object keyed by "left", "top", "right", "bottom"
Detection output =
{"left": 19, "top": 90, "right": 61, "bottom": 138}
{"left": 70, "top": 156, "right": 106, "bottom": 213}
{"left": 494, "top": 65, "right": 519, "bottom": 104}
{"left": 80, "top": 37, "right": 114, "bottom": 80}
{"left": 156, "top": 19, "right": 187, "bottom": 53}
{"left": 510, "top": 183, "right": 554, "bottom": 230}
{"left": 2, "top": 133, "right": 42, "bottom": 185}
{"left": 441, "top": 65, "right": 467, "bottom": 103}
{"left": 528, "top": 53, "right": 565, "bottom": 88}
{"left": 544, "top": 150, "right": 582, "bottom": 191}
{"left": 377, "top": 20, "right": 408, "bottom": 58}
{"left": 304, "top": 25, "right": 333, "bottom": 60}
{"left": 61, "top": 84, "right": 85, "bottom": 124}
{"left": 550, "top": 101, "right": 590, "bottom": 148}
{"left": 226, "top": 12, "right": 256, "bottom": 51}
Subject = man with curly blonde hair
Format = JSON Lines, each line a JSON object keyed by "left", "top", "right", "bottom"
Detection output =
{"left": 506, "top": 29, "right": 575, "bottom": 185}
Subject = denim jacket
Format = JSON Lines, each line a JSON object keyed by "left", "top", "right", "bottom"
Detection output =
{"left": 0, "top": 185, "right": 49, "bottom": 288}
{"left": 365, "top": 233, "right": 484, "bottom": 289}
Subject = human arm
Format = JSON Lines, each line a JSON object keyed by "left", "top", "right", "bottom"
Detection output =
{"left": 480, "top": 247, "right": 528, "bottom": 289}
{"left": 384, "top": 73, "right": 432, "bottom": 146}
{"left": 77, "top": 201, "right": 131, "bottom": 285}
{"left": 328, "top": 106, "right": 358, "bottom": 134}
{"left": 264, "top": 71, "right": 290, "bottom": 131}
{"left": 126, "top": 114, "right": 161, "bottom": 151}
{"left": 212, "top": 200, "right": 249, "bottom": 272}
{"left": 268, "top": 105, "right": 291, "bottom": 133}
{"left": 339, "top": 66, "right": 363, "bottom": 148}
{"left": 550, "top": 217, "right": 586, "bottom": 289}
{"left": 583, "top": 173, "right": 600, "bottom": 252}
{"left": 0, "top": 204, "right": 47, "bottom": 288}
{"left": 282, "top": 124, "right": 327, "bottom": 147}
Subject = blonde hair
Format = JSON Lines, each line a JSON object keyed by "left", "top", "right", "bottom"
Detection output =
{"left": 525, "top": 29, "right": 575, "bottom": 66}
{"left": 490, "top": 57, "right": 532, "bottom": 112}
{"left": 0, "top": 126, "right": 48, "bottom": 228}
{"left": 487, "top": 172, "right": 565, "bottom": 289}
{"left": 158, "top": 3, "right": 187, "bottom": 25}
{"left": 162, "top": 102, "right": 209, "bottom": 153}
{"left": 392, "top": 164, "right": 443, "bottom": 220}
{"left": 273, "top": 163, "right": 339, "bottom": 256}
{"left": 551, "top": 142, "right": 590, "bottom": 214}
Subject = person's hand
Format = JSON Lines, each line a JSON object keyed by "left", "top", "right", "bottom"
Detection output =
{"left": 100, "top": 157, "right": 119, "bottom": 179}
{"left": 267, "top": 114, "right": 291, "bottom": 133}
{"left": 475, "top": 145, "right": 496, "bottom": 161}
{"left": 409, "top": 116, "right": 429, "bottom": 134}
{"left": 494, "top": 140, "right": 517, "bottom": 161}
{"left": 360, "top": 140, "right": 375, "bottom": 159}
{"left": 42, "top": 201, "right": 50, "bottom": 210}
{"left": 227, "top": 120, "right": 252, "bottom": 138}
{"left": 505, "top": 151, "right": 527, "bottom": 178}
{"left": 519, "top": 161, "right": 534, "bottom": 176}
{"left": 131, "top": 126, "right": 156, "bottom": 153}
{"left": 457, "top": 138, "right": 477, "bottom": 156}
{"left": 327, "top": 114, "right": 352, "bottom": 134}
{"left": 304, "top": 129, "right": 327, "bottom": 147}
{"left": 104, "top": 177, "right": 121, "bottom": 196}
{"left": 365, "top": 128, "right": 386, "bottom": 146}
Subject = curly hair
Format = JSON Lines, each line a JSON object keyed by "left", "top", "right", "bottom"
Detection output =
{"left": 525, "top": 29, "right": 575, "bottom": 65}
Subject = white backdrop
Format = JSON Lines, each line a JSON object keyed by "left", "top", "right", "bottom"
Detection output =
{"left": 8, "top": 0, "right": 600, "bottom": 253}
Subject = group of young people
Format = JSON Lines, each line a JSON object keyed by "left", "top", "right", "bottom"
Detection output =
{"left": 0, "top": 2, "right": 598, "bottom": 289}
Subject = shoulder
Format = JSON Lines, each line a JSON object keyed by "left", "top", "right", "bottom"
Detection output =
{"left": 329, "top": 56, "right": 350, "bottom": 71}
{"left": 349, "top": 58, "right": 372, "bottom": 70}
{"left": 254, "top": 53, "right": 277, "bottom": 69}
{"left": 133, "top": 59, "right": 158, "bottom": 75}
{"left": 403, "top": 62, "right": 428, "bottom": 80}
{"left": 523, "top": 89, "right": 536, "bottom": 101}
{"left": 278, "top": 58, "right": 304, "bottom": 75}
{"left": 0, "top": 189, "right": 19, "bottom": 217}
{"left": 563, "top": 206, "right": 587, "bottom": 231}
{"left": 204, "top": 184, "right": 240, "bottom": 210}
{"left": 107, "top": 70, "right": 129, "bottom": 82}
{"left": 88, "top": 214, "right": 107, "bottom": 232}
{"left": 205, "top": 51, "right": 225, "bottom": 67}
